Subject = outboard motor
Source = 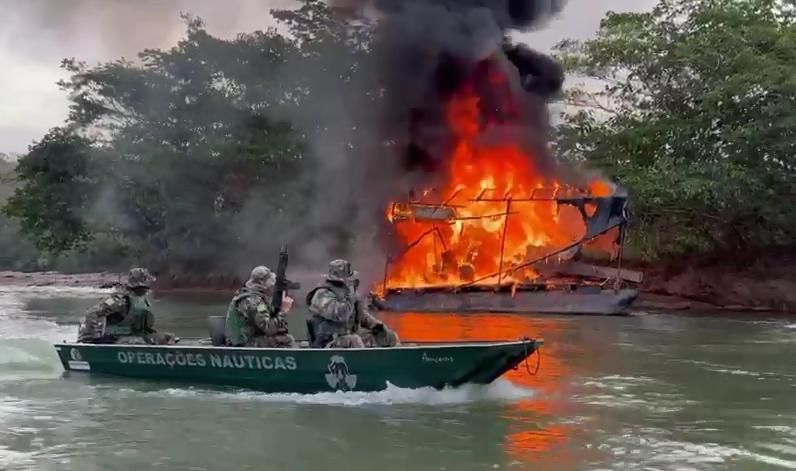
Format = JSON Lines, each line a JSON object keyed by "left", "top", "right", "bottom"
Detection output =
{"left": 207, "top": 316, "right": 226, "bottom": 346}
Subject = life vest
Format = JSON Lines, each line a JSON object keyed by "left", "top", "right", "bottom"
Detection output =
{"left": 224, "top": 290, "right": 261, "bottom": 346}
{"left": 105, "top": 294, "right": 153, "bottom": 337}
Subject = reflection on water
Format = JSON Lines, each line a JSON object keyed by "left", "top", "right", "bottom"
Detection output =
{"left": 390, "top": 312, "right": 573, "bottom": 387}
{"left": 392, "top": 312, "right": 576, "bottom": 463}
{"left": 0, "top": 287, "right": 795, "bottom": 470}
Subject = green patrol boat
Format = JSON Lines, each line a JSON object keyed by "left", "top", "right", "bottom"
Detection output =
{"left": 53, "top": 338, "right": 542, "bottom": 393}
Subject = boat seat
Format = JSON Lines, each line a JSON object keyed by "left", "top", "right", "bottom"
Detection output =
{"left": 207, "top": 316, "right": 226, "bottom": 346}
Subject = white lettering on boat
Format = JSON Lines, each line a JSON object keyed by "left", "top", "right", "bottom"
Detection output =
{"left": 117, "top": 350, "right": 296, "bottom": 371}
{"left": 421, "top": 352, "right": 454, "bottom": 363}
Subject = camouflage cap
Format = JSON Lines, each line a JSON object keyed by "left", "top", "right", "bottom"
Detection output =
{"left": 248, "top": 265, "right": 276, "bottom": 289}
{"left": 326, "top": 259, "right": 358, "bottom": 282}
{"left": 126, "top": 267, "right": 155, "bottom": 289}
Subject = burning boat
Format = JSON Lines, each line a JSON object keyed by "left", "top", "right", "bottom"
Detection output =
{"left": 367, "top": 59, "right": 641, "bottom": 315}
{"left": 331, "top": 1, "right": 642, "bottom": 314}
{"left": 370, "top": 187, "right": 640, "bottom": 315}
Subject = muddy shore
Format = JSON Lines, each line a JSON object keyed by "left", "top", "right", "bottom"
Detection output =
{"left": 631, "top": 247, "right": 796, "bottom": 314}
{"left": 0, "top": 271, "right": 127, "bottom": 289}
{"left": 1, "top": 268, "right": 792, "bottom": 314}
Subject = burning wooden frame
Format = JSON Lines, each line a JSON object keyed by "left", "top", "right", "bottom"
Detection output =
{"left": 370, "top": 187, "right": 641, "bottom": 315}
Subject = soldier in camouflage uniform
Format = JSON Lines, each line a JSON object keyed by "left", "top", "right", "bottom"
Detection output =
{"left": 306, "top": 259, "right": 399, "bottom": 348}
{"left": 224, "top": 265, "right": 296, "bottom": 348}
{"left": 77, "top": 268, "right": 176, "bottom": 345}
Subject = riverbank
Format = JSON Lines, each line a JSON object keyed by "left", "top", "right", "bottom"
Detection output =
{"left": 0, "top": 269, "right": 323, "bottom": 295}
{"left": 632, "top": 247, "right": 796, "bottom": 313}
{"left": 0, "top": 271, "right": 124, "bottom": 289}
{"left": 1, "top": 262, "right": 794, "bottom": 313}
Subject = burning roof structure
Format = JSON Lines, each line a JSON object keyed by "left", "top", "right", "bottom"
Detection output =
{"left": 383, "top": 187, "right": 629, "bottom": 290}
{"left": 374, "top": 184, "right": 637, "bottom": 314}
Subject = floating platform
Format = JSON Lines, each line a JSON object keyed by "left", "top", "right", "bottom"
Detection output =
{"left": 371, "top": 286, "right": 638, "bottom": 315}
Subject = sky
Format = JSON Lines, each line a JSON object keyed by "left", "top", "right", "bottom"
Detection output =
{"left": 0, "top": 0, "right": 656, "bottom": 154}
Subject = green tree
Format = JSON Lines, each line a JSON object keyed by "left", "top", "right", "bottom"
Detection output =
{"left": 51, "top": 16, "right": 309, "bottom": 273}
{"left": 4, "top": 128, "right": 101, "bottom": 254}
{"left": 555, "top": 0, "right": 796, "bottom": 259}
{"left": 3, "top": 3, "right": 372, "bottom": 275}
{"left": 0, "top": 155, "right": 45, "bottom": 270}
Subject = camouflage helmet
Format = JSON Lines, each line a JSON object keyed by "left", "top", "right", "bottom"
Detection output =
{"left": 126, "top": 267, "right": 155, "bottom": 289}
{"left": 248, "top": 265, "right": 276, "bottom": 288}
{"left": 326, "top": 259, "right": 358, "bottom": 282}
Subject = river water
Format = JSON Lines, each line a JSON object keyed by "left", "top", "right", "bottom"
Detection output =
{"left": 0, "top": 286, "right": 795, "bottom": 470}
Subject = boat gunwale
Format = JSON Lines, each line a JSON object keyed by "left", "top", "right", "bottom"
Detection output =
{"left": 53, "top": 338, "right": 543, "bottom": 352}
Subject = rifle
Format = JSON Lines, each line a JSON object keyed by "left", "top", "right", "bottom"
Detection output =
{"left": 271, "top": 244, "right": 301, "bottom": 316}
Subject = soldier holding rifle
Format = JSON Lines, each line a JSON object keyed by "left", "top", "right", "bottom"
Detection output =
{"left": 223, "top": 246, "right": 299, "bottom": 348}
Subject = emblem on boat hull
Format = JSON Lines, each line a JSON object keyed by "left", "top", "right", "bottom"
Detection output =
{"left": 66, "top": 347, "right": 90, "bottom": 371}
{"left": 325, "top": 355, "right": 357, "bottom": 391}
{"left": 69, "top": 348, "right": 82, "bottom": 361}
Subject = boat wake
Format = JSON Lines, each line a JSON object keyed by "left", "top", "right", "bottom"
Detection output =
{"left": 127, "top": 379, "right": 536, "bottom": 407}
{"left": 0, "top": 338, "right": 65, "bottom": 381}
{"left": 0, "top": 288, "right": 89, "bottom": 381}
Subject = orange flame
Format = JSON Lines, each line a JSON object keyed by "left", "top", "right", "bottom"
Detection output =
{"left": 383, "top": 82, "right": 612, "bottom": 290}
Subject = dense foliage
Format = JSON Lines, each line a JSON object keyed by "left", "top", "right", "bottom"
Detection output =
{"left": 555, "top": 0, "right": 796, "bottom": 259}
{"left": 3, "top": 4, "right": 342, "bottom": 275}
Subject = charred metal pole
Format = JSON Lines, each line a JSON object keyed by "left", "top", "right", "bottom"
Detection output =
{"left": 497, "top": 198, "right": 512, "bottom": 287}
{"left": 382, "top": 227, "right": 438, "bottom": 292}
{"left": 433, "top": 226, "right": 448, "bottom": 252}
{"left": 430, "top": 188, "right": 463, "bottom": 217}
{"left": 432, "top": 224, "right": 438, "bottom": 268}
{"left": 382, "top": 255, "right": 391, "bottom": 292}
{"left": 614, "top": 225, "right": 626, "bottom": 291}
{"left": 399, "top": 227, "right": 437, "bottom": 254}
{"left": 457, "top": 233, "right": 600, "bottom": 291}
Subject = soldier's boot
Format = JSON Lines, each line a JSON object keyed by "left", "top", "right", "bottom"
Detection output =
{"left": 249, "top": 334, "right": 296, "bottom": 348}
{"left": 149, "top": 332, "right": 178, "bottom": 345}
{"left": 329, "top": 334, "right": 365, "bottom": 349}
{"left": 359, "top": 328, "right": 399, "bottom": 348}
{"left": 115, "top": 336, "right": 148, "bottom": 345}
{"left": 275, "top": 334, "right": 297, "bottom": 348}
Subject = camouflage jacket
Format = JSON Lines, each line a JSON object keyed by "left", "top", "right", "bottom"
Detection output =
{"left": 225, "top": 288, "right": 289, "bottom": 346}
{"left": 77, "top": 289, "right": 152, "bottom": 342}
{"left": 306, "top": 281, "right": 379, "bottom": 342}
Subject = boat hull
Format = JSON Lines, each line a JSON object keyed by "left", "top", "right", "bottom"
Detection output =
{"left": 53, "top": 339, "right": 541, "bottom": 393}
{"left": 372, "top": 288, "right": 638, "bottom": 315}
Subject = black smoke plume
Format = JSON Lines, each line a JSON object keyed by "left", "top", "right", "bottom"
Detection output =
{"left": 337, "top": 0, "right": 565, "bottom": 189}
{"left": 325, "top": 0, "right": 568, "bottom": 282}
